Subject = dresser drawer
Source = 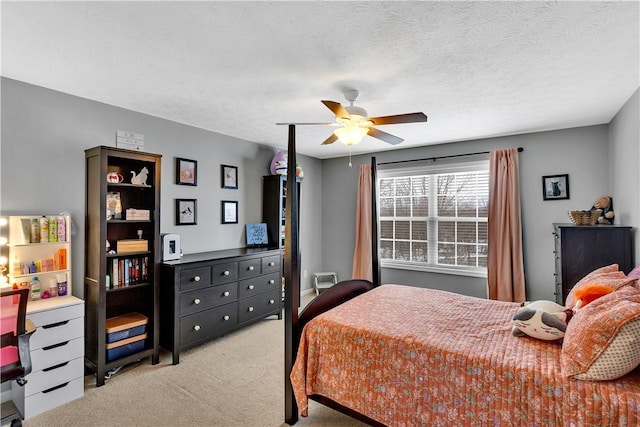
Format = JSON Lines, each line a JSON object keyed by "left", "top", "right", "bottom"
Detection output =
{"left": 212, "top": 261, "right": 238, "bottom": 284}
{"left": 261, "top": 255, "right": 281, "bottom": 274}
{"left": 22, "top": 356, "right": 83, "bottom": 397}
{"left": 31, "top": 337, "right": 84, "bottom": 371}
{"left": 238, "top": 272, "right": 281, "bottom": 299}
{"left": 27, "top": 302, "right": 84, "bottom": 328}
{"left": 180, "top": 266, "right": 212, "bottom": 291}
{"left": 239, "top": 258, "right": 261, "bottom": 279}
{"left": 17, "top": 376, "right": 84, "bottom": 419}
{"left": 30, "top": 316, "right": 84, "bottom": 351}
{"left": 161, "top": 249, "right": 282, "bottom": 365}
{"left": 180, "top": 283, "right": 238, "bottom": 316}
{"left": 179, "top": 303, "right": 238, "bottom": 347}
{"left": 238, "top": 289, "right": 281, "bottom": 324}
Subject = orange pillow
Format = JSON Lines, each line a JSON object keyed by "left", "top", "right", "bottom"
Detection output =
{"left": 572, "top": 283, "right": 614, "bottom": 309}
{"left": 562, "top": 286, "right": 640, "bottom": 380}
{"left": 564, "top": 264, "right": 635, "bottom": 309}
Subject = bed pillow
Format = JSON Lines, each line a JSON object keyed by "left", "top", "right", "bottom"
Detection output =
{"left": 561, "top": 286, "right": 640, "bottom": 380}
{"left": 628, "top": 265, "right": 640, "bottom": 280}
{"left": 564, "top": 264, "right": 636, "bottom": 309}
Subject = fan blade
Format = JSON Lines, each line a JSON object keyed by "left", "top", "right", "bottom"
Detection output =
{"left": 367, "top": 127, "right": 404, "bottom": 145}
{"left": 321, "top": 133, "right": 338, "bottom": 145}
{"left": 368, "top": 112, "right": 427, "bottom": 125}
{"left": 321, "top": 100, "right": 350, "bottom": 119}
{"left": 276, "top": 122, "right": 336, "bottom": 126}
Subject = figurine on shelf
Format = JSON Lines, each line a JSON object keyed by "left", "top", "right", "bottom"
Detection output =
{"left": 270, "top": 151, "right": 288, "bottom": 175}
{"left": 130, "top": 167, "right": 149, "bottom": 185}
{"left": 591, "top": 196, "right": 615, "bottom": 225}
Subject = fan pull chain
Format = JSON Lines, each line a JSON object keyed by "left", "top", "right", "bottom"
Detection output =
{"left": 348, "top": 146, "right": 353, "bottom": 167}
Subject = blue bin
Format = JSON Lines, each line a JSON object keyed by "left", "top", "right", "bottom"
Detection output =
{"left": 106, "top": 333, "right": 147, "bottom": 362}
{"left": 106, "top": 312, "right": 148, "bottom": 343}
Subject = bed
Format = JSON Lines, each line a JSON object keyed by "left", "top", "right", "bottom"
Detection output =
{"left": 292, "top": 284, "right": 640, "bottom": 425}
{"left": 280, "top": 127, "right": 640, "bottom": 426}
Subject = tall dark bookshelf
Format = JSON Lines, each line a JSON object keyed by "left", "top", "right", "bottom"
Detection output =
{"left": 262, "top": 175, "right": 301, "bottom": 252}
{"left": 84, "top": 146, "right": 161, "bottom": 386}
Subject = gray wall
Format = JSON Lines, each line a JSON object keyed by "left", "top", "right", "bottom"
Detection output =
{"left": 0, "top": 78, "right": 324, "bottom": 298}
{"left": 609, "top": 88, "right": 640, "bottom": 260}
{"left": 322, "top": 124, "right": 633, "bottom": 301}
{"left": 2, "top": 78, "right": 638, "bottom": 302}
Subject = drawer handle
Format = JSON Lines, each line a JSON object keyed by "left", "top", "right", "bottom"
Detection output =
{"left": 223, "top": 271, "right": 230, "bottom": 276}
{"left": 193, "top": 276, "right": 201, "bottom": 282}
{"left": 43, "top": 341, "right": 69, "bottom": 351}
{"left": 248, "top": 307, "right": 254, "bottom": 312}
{"left": 42, "top": 320, "right": 70, "bottom": 329}
{"left": 248, "top": 266, "right": 254, "bottom": 271}
{"left": 269, "top": 299, "right": 275, "bottom": 304}
{"left": 223, "top": 291, "right": 230, "bottom": 297}
{"left": 269, "top": 262, "right": 275, "bottom": 267}
{"left": 193, "top": 325, "right": 201, "bottom": 331}
{"left": 193, "top": 298, "right": 201, "bottom": 305}
{"left": 42, "top": 361, "right": 69, "bottom": 372}
{"left": 42, "top": 382, "right": 69, "bottom": 394}
{"left": 223, "top": 315, "right": 230, "bottom": 321}
{"left": 269, "top": 280, "right": 275, "bottom": 284}
{"left": 248, "top": 285, "right": 254, "bottom": 290}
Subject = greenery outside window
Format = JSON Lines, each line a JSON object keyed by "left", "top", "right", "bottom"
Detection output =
{"left": 378, "top": 160, "right": 489, "bottom": 277}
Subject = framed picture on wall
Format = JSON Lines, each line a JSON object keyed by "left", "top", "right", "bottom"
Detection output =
{"left": 176, "top": 199, "right": 197, "bottom": 225}
{"left": 176, "top": 157, "right": 197, "bottom": 186}
{"left": 221, "top": 200, "right": 238, "bottom": 224}
{"left": 221, "top": 164, "right": 238, "bottom": 189}
{"left": 542, "top": 174, "right": 570, "bottom": 200}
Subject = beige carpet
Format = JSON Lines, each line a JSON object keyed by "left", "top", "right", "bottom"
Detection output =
{"left": 23, "top": 294, "right": 366, "bottom": 427}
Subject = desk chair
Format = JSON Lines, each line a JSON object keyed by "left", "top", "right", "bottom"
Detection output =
{"left": 1, "top": 288, "right": 36, "bottom": 427}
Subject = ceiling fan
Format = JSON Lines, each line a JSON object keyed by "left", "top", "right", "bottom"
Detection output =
{"left": 318, "top": 89, "right": 428, "bottom": 147}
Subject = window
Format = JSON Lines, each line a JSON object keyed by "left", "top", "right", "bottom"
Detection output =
{"left": 378, "top": 160, "right": 489, "bottom": 277}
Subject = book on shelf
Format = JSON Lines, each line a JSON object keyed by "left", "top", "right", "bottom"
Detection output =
{"left": 109, "top": 255, "right": 150, "bottom": 289}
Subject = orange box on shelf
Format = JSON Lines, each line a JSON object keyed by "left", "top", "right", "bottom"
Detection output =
{"left": 57, "top": 248, "right": 67, "bottom": 269}
{"left": 117, "top": 239, "right": 148, "bottom": 253}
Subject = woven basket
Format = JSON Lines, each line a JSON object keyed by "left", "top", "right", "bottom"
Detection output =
{"left": 568, "top": 210, "right": 600, "bottom": 226}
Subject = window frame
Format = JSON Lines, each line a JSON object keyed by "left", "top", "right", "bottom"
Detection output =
{"left": 377, "top": 160, "right": 489, "bottom": 278}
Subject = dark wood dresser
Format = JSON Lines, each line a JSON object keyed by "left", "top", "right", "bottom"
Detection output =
{"left": 160, "top": 247, "right": 282, "bottom": 364}
{"left": 553, "top": 223, "right": 634, "bottom": 304}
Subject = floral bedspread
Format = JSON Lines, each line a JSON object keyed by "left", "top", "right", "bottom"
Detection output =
{"left": 290, "top": 284, "right": 640, "bottom": 426}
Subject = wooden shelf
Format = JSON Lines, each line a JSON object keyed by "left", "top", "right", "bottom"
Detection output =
{"left": 84, "top": 145, "right": 162, "bottom": 386}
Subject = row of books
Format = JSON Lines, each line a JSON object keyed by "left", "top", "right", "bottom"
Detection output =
{"left": 108, "top": 256, "right": 150, "bottom": 289}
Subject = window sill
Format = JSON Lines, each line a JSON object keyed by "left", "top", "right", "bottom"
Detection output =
{"left": 381, "top": 260, "right": 487, "bottom": 278}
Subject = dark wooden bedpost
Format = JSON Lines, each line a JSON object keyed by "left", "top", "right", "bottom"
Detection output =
{"left": 371, "top": 156, "right": 381, "bottom": 287}
{"left": 284, "top": 124, "right": 300, "bottom": 425}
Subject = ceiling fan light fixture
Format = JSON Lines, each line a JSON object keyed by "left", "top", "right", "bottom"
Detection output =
{"left": 334, "top": 126, "right": 368, "bottom": 146}
{"left": 344, "top": 105, "right": 368, "bottom": 118}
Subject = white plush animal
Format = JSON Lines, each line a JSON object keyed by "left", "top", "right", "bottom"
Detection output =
{"left": 131, "top": 167, "right": 149, "bottom": 185}
{"left": 511, "top": 300, "right": 571, "bottom": 341}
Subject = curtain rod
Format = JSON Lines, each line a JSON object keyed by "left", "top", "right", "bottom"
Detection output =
{"left": 377, "top": 147, "right": 523, "bottom": 166}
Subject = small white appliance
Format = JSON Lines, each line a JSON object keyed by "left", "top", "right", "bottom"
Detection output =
{"left": 162, "top": 233, "right": 181, "bottom": 261}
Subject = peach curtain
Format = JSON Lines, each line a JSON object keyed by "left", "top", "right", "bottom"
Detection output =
{"left": 352, "top": 164, "right": 373, "bottom": 281}
{"left": 488, "top": 149, "right": 526, "bottom": 302}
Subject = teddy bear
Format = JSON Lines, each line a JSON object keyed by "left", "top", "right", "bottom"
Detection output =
{"left": 512, "top": 300, "right": 573, "bottom": 341}
{"left": 591, "top": 196, "right": 615, "bottom": 224}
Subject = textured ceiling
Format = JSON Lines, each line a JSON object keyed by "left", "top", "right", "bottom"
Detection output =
{"left": 2, "top": 1, "right": 638, "bottom": 159}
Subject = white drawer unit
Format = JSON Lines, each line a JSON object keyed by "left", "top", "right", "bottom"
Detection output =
{"left": 11, "top": 297, "right": 85, "bottom": 419}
